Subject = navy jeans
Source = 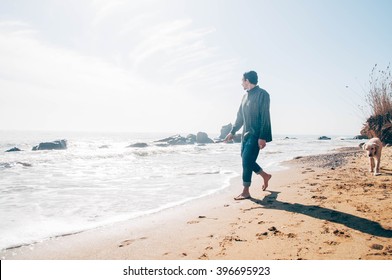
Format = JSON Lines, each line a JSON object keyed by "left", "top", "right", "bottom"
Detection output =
{"left": 241, "top": 135, "right": 262, "bottom": 187}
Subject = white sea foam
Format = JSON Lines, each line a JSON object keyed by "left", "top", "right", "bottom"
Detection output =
{"left": 0, "top": 131, "right": 363, "bottom": 250}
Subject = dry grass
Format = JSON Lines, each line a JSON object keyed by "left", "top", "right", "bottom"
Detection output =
{"left": 367, "top": 63, "right": 392, "bottom": 116}
{"left": 361, "top": 64, "right": 392, "bottom": 144}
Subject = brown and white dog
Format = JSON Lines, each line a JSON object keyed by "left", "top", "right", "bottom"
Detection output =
{"left": 362, "top": 137, "right": 383, "bottom": 175}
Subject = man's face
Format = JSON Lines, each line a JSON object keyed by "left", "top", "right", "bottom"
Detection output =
{"left": 241, "top": 78, "right": 250, "bottom": 90}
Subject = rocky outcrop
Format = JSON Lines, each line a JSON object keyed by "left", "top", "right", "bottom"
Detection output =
{"left": 154, "top": 133, "right": 213, "bottom": 146}
{"left": 318, "top": 136, "right": 331, "bottom": 140}
{"left": 32, "top": 140, "right": 67, "bottom": 151}
{"left": 127, "top": 143, "right": 148, "bottom": 148}
{"left": 196, "top": 132, "right": 214, "bottom": 144}
{"left": 219, "top": 123, "right": 232, "bottom": 139}
{"left": 353, "top": 135, "right": 369, "bottom": 140}
{"left": 217, "top": 123, "right": 242, "bottom": 143}
{"left": 16, "top": 162, "right": 32, "bottom": 167}
{"left": 186, "top": 134, "right": 196, "bottom": 144}
{"left": 155, "top": 135, "right": 193, "bottom": 146}
{"left": 5, "top": 147, "right": 22, "bottom": 152}
{"left": 167, "top": 135, "right": 188, "bottom": 145}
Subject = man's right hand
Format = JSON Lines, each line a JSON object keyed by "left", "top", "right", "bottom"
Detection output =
{"left": 224, "top": 133, "right": 234, "bottom": 142}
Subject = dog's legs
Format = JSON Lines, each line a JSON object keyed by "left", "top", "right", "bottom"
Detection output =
{"left": 375, "top": 157, "right": 380, "bottom": 174}
{"left": 370, "top": 157, "right": 375, "bottom": 173}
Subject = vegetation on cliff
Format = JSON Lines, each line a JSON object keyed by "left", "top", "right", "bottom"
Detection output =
{"left": 361, "top": 64, "right": 392, "bottom": 145}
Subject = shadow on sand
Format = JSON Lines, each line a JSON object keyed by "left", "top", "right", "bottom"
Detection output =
{"left": 250, "top": 191, "right": 392, "bottom": 238}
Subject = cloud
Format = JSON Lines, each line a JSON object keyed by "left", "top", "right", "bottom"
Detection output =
{"left": 173, "top": 58, "right": 239, "bottom": 90}
{"left": 90, "top": 0, "right": 128, "bottom": 26}
{"left": 0, "top": 21, "right": 134, "bottom": 95}
{"left": 0, "top": 20, "right": 36, "bottom": 34}
{"left": 128, "top": 19, "right": 198, "bottom": 66}
{"left": 85, "top": 1, "right": 239, "bottom": 91}
{"left": 0, "top": 2, "right": 240, "bottom": 133}
{"left": 0, "top": 20, "right": 150, "bottom": 130}
{"left": 125, "top": 17, "right": 238, "bottom": 92}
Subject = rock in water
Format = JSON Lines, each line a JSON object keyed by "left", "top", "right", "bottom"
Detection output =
{"left": 186, "top": 134, "right": 196, "bottom": 144}
{"left": 32, "top": 140, "right": 67, "bottom": 151}
{"left": 6, "top": 147, "right": 22, "bottom": 152}
{"left": 155, "top": 135, "right": 188, "bottom": 145}
{"left": 127, "top": 143, "right": 148, "bottom": 148}
{"left": 196, "top": 132, "right": 214, "bottom": 144}
{"left": 353, "top": 135, "right": 368, "bottom": 140}
{"left": 219, "top": 123, "right": 232, "bottom": 139}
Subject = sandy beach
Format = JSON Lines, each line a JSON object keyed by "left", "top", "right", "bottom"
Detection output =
{"left": 1, "top": 145, "right": 391, "bottom": 260}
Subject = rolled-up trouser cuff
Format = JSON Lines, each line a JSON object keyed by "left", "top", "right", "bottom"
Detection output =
{"left": 243, "top": 182, "right": 251, "bottom": 188}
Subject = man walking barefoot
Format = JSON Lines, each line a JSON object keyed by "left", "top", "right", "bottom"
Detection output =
{"left": 225, "top": 71, "right": 272, "bottom": 200}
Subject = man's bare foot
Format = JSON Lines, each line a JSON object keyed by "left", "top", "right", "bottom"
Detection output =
{"left": 234, "top": 187, "right": 251, "bottom": 200}
{"left": 234, "top": 194, "right": 251, "bottom": 200}
{"left": 259, "top": 172, "right": 272, "bottom": 191}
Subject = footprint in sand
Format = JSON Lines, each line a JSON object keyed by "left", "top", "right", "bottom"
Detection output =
{"left": 267, "top": 226, "right": 284, "bottom": 236}
{"left": 119, "top": 239, "right": 134, "bottom": 247}
{"left": 187, "top": 220, "right": 200, "bottom": 224}
{"left": 220, "top": 235, "right": 247, "bottom": 247}
{"left": 302, "top": 168, "right": 315, "bottom": 174}
{"left": 371, "top": 244, "right": 384, "bottom": 250}
{"left": 199, "top": 253, "right": 208, "bottom": 260}
{"left": 319, "top": 250, "right": 334, "bottom": 255}
{"left": 118, "top": 237, "right": 147, "bottom": 248}
{"left": 356, "top": 204, "right": 371, "bottom": 213}
{"left": 311, "top": 195, "right": 327, "bottom": 200}
{"left": 333, "top": 229, "right": 351, "bottom": 238}
{"left": 242, "top": 206, "right": 263, "bottom": 212}
{"left": 287, "top": 233, "right": 297, "bottom": 238}
{"left": 256, "top": 232, "right": 268, "bottom": 240}
{"left": 324, "top": 241, "right": 340, "bottom": 246}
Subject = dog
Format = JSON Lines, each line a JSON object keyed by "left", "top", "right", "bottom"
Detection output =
{"left": 362, "top": 137, "right": 383, "bottom": 175}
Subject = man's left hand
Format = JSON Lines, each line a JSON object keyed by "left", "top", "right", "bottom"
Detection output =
{"left": 258, "top": 139, "right": 267, "bottom": 150}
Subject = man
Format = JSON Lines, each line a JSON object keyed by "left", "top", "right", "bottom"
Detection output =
{"left": 225, "top": 71, "right": 272, "bottom": 200}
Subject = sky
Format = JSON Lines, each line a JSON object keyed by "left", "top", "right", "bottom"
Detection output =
{"left": 1, "top": 0, "right": 391, "bottom": 136}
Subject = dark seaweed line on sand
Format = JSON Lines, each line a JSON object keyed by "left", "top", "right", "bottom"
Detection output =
{"left": 292, "top": 147, "right": 362, "bottom": 169}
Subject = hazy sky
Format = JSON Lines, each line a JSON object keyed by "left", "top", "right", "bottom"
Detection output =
{"left": 1, "top": 0, "right": 391, "bottom": 135}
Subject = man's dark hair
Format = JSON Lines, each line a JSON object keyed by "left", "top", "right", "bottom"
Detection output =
{"left": 243, "top": 71, "right": 258, "bottom": 85}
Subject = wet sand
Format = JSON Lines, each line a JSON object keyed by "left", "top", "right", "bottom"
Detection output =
{"left": 1, "top": 146, "right": 392, "bottom": 260}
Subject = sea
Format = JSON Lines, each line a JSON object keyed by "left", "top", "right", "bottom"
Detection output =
{"left": 0, "top": 130, "right": 364, "bottom": 250}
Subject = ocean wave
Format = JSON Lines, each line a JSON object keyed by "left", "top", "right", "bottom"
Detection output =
{"left": 0, "top": 162, "right": 32, "bottom": 169}
{"left": 265, "top": 151, "right": 283, "bottom": 155}
{"left": 130, "top": 146, "right": 199, "bottom": 157}
{"left": 0, "top": 162, "right": 12, "bottom": 169}
{"left": 182, "top": 170, "right": 236, "bottom": 176}
{"left": 183, "top": 170, "right": 221, "bottom": 176}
